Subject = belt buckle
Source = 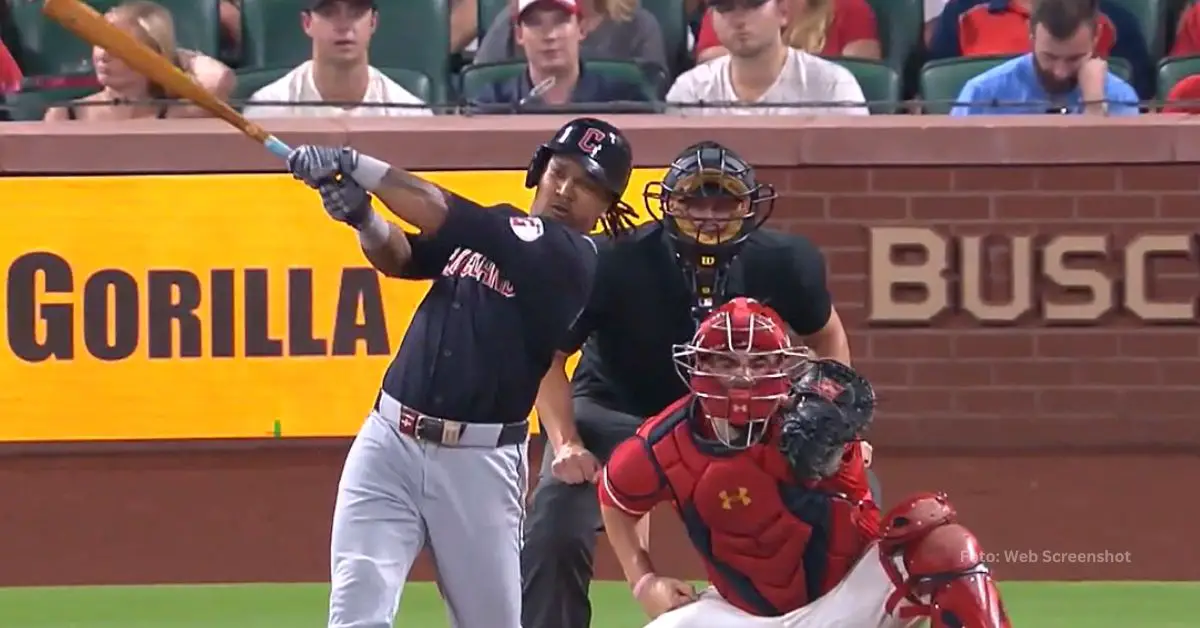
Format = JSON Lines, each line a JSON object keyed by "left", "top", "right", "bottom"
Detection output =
{"left": 441, "top": 420, "right": 463, "bottom": 446}
{"left": 399, "top": 410, "right": 423, "bottom": 436}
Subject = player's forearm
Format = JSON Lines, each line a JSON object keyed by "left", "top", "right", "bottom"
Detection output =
{"left": 346, "top": 155, "right": 449, "bottom": 235}
{"left": 358, "top": 216, "right": 412, "bottom": 278}
{"left": 807, "top": 307, "right": 851, "bottom": 365}
{"left": 601, "top": 505, "right": 657, "bottom": 586}
{"left": 535, "top": 353, "right": 580, "bottom": 450}
{"left": 809, "top": 332, "right": 850, "bottom": 365}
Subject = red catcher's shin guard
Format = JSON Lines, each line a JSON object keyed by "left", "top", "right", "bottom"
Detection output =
{"left": 927, "top": 571, "right": 1011, "bottom": 628}
{"left": 879, "top": 492, "right": 1012, "bottom": 628}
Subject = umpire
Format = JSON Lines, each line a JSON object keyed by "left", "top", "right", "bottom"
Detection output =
{"left": 522, "top": 140, "right": 879, "bottom": 628}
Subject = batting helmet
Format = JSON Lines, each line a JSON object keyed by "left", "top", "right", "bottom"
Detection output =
{"left": 643, "top": 141, "right": 777, "bottom": 255}
{"left": 525, "top": 117, "right": 634, "bottom": 200}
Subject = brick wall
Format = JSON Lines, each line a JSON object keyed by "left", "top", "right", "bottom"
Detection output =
{"left": 759, "top": 164, "right": 1200, "bottom": 451}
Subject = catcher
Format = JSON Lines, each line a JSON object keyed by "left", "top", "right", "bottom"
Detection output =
{"left": 598, "top": 297, "right": 1011, "bottom": 628}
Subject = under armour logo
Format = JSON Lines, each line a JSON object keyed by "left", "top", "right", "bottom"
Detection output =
{"left": 719, "top": 487, "right": 751, "bottom": 510}
{"left": 400, "top": 416, "right": 414, "bottom": 429}
{"left": 732, "top": 403, "right": 748, "bottom": 413}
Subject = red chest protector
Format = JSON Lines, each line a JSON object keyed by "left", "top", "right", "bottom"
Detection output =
{"left": 643, "top": 405, "right": 876, "bottom": 617}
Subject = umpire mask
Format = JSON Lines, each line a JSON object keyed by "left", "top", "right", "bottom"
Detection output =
{"left": 643, "top": 141, "right": 777, "bottom": 260}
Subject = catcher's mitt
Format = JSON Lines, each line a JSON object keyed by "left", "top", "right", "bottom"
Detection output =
{"left": 778, "top": 359, "right": 876, "bottom": 480}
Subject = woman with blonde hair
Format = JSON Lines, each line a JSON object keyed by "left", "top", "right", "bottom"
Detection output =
{"left": 693, "top": 0, "right": 881, "bottom": 65}
{"left": 473, "top": 0, "right": 669, "bottom": 74}
{"left": 45, "top": 0, "right": 235, "bottom": 121}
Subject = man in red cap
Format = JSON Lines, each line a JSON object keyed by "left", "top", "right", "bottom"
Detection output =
{"left": 465, "top": 0, "right": 655, "bottom": 112}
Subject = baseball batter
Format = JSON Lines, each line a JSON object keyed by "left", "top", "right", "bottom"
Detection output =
{"left": 599, "top": 298, "right": 1011, "bottom": 628}
{"left": 283, "top": 117, "right": 637, "bottom": 628}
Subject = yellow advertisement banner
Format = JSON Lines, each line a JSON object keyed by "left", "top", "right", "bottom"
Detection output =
{"left": 0, "top": 169, "right": 665, "bottom": 442}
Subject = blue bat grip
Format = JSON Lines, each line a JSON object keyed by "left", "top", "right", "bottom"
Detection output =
{"left": 263, "top": 135, "right": 292, "bottom": 160}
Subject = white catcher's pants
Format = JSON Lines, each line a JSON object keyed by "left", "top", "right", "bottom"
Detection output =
{"left": 644, "top": 545, "right": 924, "bottom": 628}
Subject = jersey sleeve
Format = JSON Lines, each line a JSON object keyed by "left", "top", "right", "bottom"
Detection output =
{"left": 598, "top": 436, "right": 671, "bottom": 517}
{"left": 774, "top": 238, "right": 833, "bottom": 337}
{"left": 816, "top": 442, "right": 872, "bottom": 504}
{"left": 397, "top": 232, "right": 455, "bottom": 280}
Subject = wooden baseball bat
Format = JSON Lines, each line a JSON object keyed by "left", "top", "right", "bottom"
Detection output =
{"left": 42, "top": 0, "right": 291, "bottom": 159}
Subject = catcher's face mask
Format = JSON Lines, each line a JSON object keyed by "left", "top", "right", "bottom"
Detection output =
{"left": 673, "top": 297, "right": 810, "bottom": 449}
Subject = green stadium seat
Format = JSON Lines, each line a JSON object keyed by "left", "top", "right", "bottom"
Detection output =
{"left": 640, "top": 0, "right": 688, "bottom": 75}
{"left": 2, "top": 85, "right": 96, "bottom": 121}
{"left": 459, "top": 61, "right": 522, "bottom": 98}
{"left": 459, "top": 59, "right": 659, "bottom": 104}
{"left": 232, "top": 65, "right": 435, "bottom": 110}
{"left": 241, "top": 0, "right": 450, "bottom": 104}
{"left": 824, "top": 56, "right": 901, "bottom": 114}
{"left": 919, "top": 55, "right": 1134, "bottom": 114}
{"left": 231, "top": 66, "right": 290, "bottom": 103}
{"left": 863, "top": 0, "right": 922, "bottom": 72}
{"left": 377, "top": 67, "right": 436, "bottom": 104}
{"left": 1105, "top": 0, "right": 1166, "bottom": 57}
{"left": 478, "top": 0, "right": 508, "bottom": 38}
{"left": 10, "top": 0, "right": 220, "bottom": 77}
{"left": 1157, "top": 53, "right": 1200, "bottom": 101}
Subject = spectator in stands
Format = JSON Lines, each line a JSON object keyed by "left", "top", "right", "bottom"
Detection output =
{"left": 43, "top": 1, "right": 235, "bottom": 121}
{"left": 667, "top": 0, "right": 868, "bottom": 115}
{"left": 467, "top": 0, "right": 655, "bottom": 112}
{"left": 474, "top": 0, "right": 669, "bottom": 74}
{"left": 928, "top": 0, "right": 1151, "bottom": 96}
{"left": 693, "top": 0, "right": 881, "bottom": 64}
{"left": 1170, "top": 1, "right": 1200, "bottom": 56}
{"left": 243, "top": 0, "right": 431, "bottom": 118}
{"left": 0, "top": 36, "right": 20, "bottom": 95}
{"left": 949, "top": 0, "right": 1137, "bottom": 116}
{"left": 1163, "top": 75, "right": 1200, "bottom": 113}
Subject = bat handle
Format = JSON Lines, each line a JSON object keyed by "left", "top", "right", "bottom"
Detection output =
{"left": 263, "top": 135, "right": 292, "bottom": 160}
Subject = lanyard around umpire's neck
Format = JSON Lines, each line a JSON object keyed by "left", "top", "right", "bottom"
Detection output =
{"left": 683, "top": 254, "right": 748, "bottom": 331}
{"left": 660, "top": 226, "right": 746, "bottom": 331}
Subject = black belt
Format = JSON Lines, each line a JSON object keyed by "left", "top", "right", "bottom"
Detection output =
{"left": 373, "top": 393, "right": 528, "bottom": 448}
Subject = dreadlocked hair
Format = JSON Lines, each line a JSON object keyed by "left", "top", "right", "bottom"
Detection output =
{"left": 600, "top": 201, "right": 639, "bottom": 237}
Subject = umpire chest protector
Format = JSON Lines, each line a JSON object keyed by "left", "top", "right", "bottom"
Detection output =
{"left": 640, "top": 404, "right": 869, "bottom": 617}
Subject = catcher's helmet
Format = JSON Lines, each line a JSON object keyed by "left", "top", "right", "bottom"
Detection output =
{"left": 525, "top": 117, "right": 634, "bottom": 200}
{"left": 673, "top": 297, "right": 811, "bottom": 449}
{"left": 643, "top": 141, "right": 777, "bottom": 255}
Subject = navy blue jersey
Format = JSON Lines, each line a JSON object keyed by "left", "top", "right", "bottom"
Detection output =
{"left": 380, "top": 195, "right": 598, "bottom": 425}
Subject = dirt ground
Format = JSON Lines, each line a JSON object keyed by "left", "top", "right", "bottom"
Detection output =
{"left": 0, "top": 438, "right": 1193, "bottom": 587}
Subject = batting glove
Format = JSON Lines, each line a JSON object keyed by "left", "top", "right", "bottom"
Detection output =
{"left": 286, "top": 145, "right": 359, "bottom": 189}
{"left": 317, "top": 179, "right": 372, "bottom": 229}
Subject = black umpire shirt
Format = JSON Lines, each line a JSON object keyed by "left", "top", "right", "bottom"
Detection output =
{"left": 563, "top": 222, "right": 831, "bottom": 419}
{"left": 381, "top": 195, "right": 598, "bottom": 425}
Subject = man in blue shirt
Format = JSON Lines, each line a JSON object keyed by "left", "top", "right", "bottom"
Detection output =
{"left": 950, "top": 0, "right": 1139, "bottom": 116}
{"left": 928, "top": 0, "right": 1152, "bottom": 96}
